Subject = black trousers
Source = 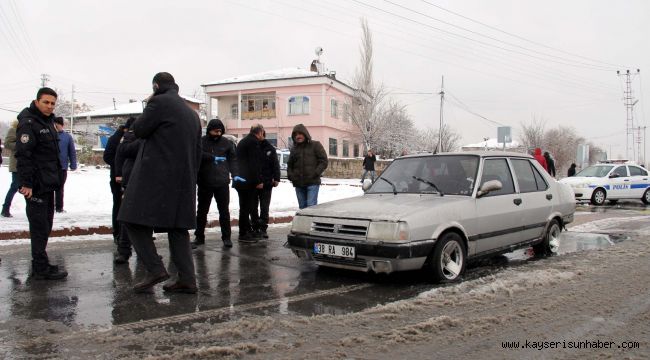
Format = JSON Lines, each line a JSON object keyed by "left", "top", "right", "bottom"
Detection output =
{"left": 195, "top": 185, "right": 231, "bottom": 240}
{"left": 236, "top": 187, "right": 259, "bottom": 235}
{"left": 109, "top": 180, "right": 122, "bottom": 240}
{"left": 26, "top": 191, "right": 55, "bottom": 272}
{"left": 255, "top": 187, "right": 272, "bottom": 232}
{"left": 124, "top": 222, "right": 196, "bottom": 285}
{"left": 54, "top": 170, "right": 68, "bottom": 211}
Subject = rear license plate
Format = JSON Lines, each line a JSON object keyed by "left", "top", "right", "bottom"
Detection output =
{"left": 314, "top": 243, "right": 355, "bottom": 259}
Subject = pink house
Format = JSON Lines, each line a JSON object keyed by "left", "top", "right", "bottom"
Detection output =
{"left": 202, "top": 67, "right": 363, "bottom": 158}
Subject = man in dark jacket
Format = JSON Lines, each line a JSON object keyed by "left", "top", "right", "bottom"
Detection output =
{"left": 234, "top": 124, "right": 264, "bottom": 242}
{"left": 15, "top": 87, "right": 67, "bottom": 280}
{"left": 53, "top": 117, "right": 77, "bottom": 213}
{"left": 192, "top": 118, "right": 239, "bottom": 249}
{"left": 118, "top": 72, "right": 202, "bottom": 294}
{"left": 2, "top": 120, "right": 18, "bottom": 218}
{"left": 103, "top": 122, "right": 128, "bottom": 244}
{"left": 112, "top": 117, "right": 138, "bottom": 264}
{"left": 361, "top": 149, "right": 377, "bottom": 183}
{"left": 287, "top": 124, "right": 328, "bottom": 209}
{"left": 254, "top": 131, "right": 281, "bottom": 238}
{"left": 543, "top": 151, "right": 556, "bottom": 177}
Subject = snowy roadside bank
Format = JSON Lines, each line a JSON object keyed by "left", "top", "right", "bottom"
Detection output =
{"left": 0, "top": 168, "right": 363, "bottom": 240}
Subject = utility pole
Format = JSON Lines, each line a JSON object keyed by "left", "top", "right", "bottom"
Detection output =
{"left": 437, "top": 76, "right": 444, "bottom": 153}
{"left": 112, "top": 97, "right": 117, "bottom": 110}
{"left": 617, "top": 69, "right": 640, "bottom": 161}
{"left": 40, "top": 73, "right": 50, "bottom": 87}
{"left": 70, "top": 85, "right": 75, "bottom": 134}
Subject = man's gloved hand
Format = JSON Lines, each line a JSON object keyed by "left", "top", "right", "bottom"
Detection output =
{"left": 214, "top": 156, "right": 226, "bottom": 163}
{"left": 233, "top": 176, "right": 246, "bottom": 183}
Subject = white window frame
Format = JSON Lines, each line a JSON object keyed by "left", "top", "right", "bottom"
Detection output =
{"left": 331, "top": 98, "right": 338, "bottom": 118}
{"left": 288, "top": 96, "right": 310, "bottom": 116}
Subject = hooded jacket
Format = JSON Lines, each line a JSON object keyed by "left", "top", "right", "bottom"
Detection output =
{"left": 15, "top": 101, "right": 62, "bottom": 194}
{"left": 287, "top": 124, "right": 328, "bottom": 187}
{"left": 197, "top": 119, "right": 239, "bottom": 188}
{"left": 543, "top": 152, "right": 556, "bottom": 177}
{"left": 533, "top": 148, "right": 548, "bottom": 172}
{"left": 3, "top": 120, "right": 18, "bottom": 172}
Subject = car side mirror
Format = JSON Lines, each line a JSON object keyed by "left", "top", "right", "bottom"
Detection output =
{"left": 362, "top": 179, "right": 373, "bottom": 191}
{"left": 609, "top": 174, "right": 620, "bottom": 178}
{"left": 477, "top": 179, "right": 502, "bottom": 198}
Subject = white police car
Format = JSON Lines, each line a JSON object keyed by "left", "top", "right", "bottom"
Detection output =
{"left": 559, "top": 163, "right": 650, "bottom": 205}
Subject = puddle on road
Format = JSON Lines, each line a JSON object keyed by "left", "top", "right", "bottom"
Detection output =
{"left": 502, "top": 231, "right": 626, "bottom": 262}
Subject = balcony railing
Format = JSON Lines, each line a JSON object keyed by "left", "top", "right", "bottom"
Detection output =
{"left": 242, "top": 109, "right": 276, "bottom": 119}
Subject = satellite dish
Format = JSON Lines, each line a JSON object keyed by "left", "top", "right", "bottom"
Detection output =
{"left": 315, "top": 46, "right": 323, "bottom": 56}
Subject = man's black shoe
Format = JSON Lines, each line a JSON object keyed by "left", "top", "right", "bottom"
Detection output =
{"left": 163, "top": 281, "right": 198, "bottom": 294}
{"left": 32, "top": 264, "right": 68, "bottom": 280}
{"left": 259, "top": 230, "right": 269, "bottom": 239}
{"left": 1, "top": 210, "right": 12, "bottom": 218}
{"left": 191, "top": 236, "right": 205, "bottom": 249}
{"left": 113, "top": 253, "right": 130, "bottom": 264}
{"left": 238, "top": 233, "right": 259, "bottom": 243}
{"left": 133, "top": 271, "right": 170, "bottom": 293}
{"left": 223, "top": 238, "right": 233, "bottom": 248}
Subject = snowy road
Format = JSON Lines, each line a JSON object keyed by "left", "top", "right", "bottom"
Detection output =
{"left": 1, "top": 205, "right": 649, "bottom": 359}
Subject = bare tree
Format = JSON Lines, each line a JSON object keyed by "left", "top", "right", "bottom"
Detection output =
{"left": 543, "top": 126, "right": 582, "bottom": 174}
{"left": 518, "top": 115, "right": 546, "bottom": 151}
{"left": 412, "top": 124, "right": 461, "bottom": 153}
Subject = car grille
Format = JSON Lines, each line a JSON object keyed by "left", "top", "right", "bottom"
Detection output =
{"left": 313, "top": 253, "right": 367, "bottom": 268}
{"left": 312, "top": 222, "right": 368, "bottom": 237}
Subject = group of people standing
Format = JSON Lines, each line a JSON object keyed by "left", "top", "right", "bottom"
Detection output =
{"left": 3, "top": 72, "right": 329, "bottom": 293}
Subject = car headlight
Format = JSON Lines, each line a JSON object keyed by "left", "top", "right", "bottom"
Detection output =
{"left": 291, "top": 215, "right": 312, "bottom": 234}
{"left": 367, "top": 221, "right": 409, "bottom": 242}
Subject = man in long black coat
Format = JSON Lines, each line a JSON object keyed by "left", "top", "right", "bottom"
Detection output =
{"left": 103, "top": 122, "right": 127, "bottom": 244}
{"left": 118, "top": 72, "right": 202, "bottom": 294}
{"left": 234, "top": 124, "right": 265, "bottom": 242}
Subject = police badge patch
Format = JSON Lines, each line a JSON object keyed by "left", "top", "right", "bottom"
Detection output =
{"left": 20, "top": 134, "right": 30, "bottom": 143}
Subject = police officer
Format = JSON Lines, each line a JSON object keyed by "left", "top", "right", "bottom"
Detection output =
{"left": 15, "top": 87, "right": 68, "bottom": 280}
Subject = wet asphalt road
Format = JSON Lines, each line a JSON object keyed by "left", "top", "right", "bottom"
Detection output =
{"left": 0, "top": 201, "right": 648, "bottom": 354}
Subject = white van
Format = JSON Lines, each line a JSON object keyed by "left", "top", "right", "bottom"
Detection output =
{"left": 276, "top": 149, "right": 290, "bottom": 178}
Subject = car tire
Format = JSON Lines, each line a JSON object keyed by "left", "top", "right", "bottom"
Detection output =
{"left": 533, "top": 219, "right": 561, "bottom": 256}
{"left": 643, "top": 189, "right": 650, "bottom": 205}
{"left": 590, "top": 188, "right": 606, "bottom": 206}
{"left": 428, "top": 232, "right": 466, "bottom": 283}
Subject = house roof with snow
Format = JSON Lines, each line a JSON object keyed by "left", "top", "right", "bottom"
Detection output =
{"left": 202, "top": 67, "right": 362, "bottom": 97}
{"left": 74, "top": 95, "right": 203, "bottom": 118}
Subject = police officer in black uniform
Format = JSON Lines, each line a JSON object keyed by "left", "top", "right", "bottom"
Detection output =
{"left": 15, "top": 87, "right": 68, "bottom": 280}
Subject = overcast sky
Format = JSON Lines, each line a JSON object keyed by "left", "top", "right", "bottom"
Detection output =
{"left": 1, "top": 0, "right": 648, "bottom": 158}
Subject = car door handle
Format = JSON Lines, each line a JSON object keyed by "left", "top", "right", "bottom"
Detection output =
{"left": 546, "top": 193, "right": 553, "bottom": 200}
{"left": 513, "top": 198, "right": 522, "bottom": 206}
{"left": 624, "top": 179, "right": 630, "bottom": 182}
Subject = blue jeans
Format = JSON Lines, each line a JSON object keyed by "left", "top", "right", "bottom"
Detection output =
{"left": 361, "top": 170, "right": 376, "bottom": 183}
{"left": 295, "top": 185, "right": 320, "bottom": 209}
{"left": 2, "top": 172, "right": 19, "bottom": 211}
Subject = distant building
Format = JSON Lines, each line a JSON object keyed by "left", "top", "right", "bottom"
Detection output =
{"left": 72, "top": 96, "right": 202, "bottom": 150}
{"left": 202, "top": 66, "right": 363, "bottom": 157}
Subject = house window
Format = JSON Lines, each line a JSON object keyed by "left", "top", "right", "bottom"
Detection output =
{"left": 288, "top": 96, "right": 310, "bottom": 115}
{"left": 331, "top": 98, "right": 338, "bottom": 118}
{"left": 342, "top": 140, "right": 349, "bottom": 157}
{"left": 343, "top": 103, "right": 349, "bottom": 122}
{"left": 329, "top": 138, "right": 338, "bottom": 156}
{"left": 353, "top": 143, "right": 360, "bottom": 157}
{"left": 266, "top": 132, "right": 277, "bottom": 147}
{"left": 241, "top": 93, "right": 276, "bottom": 119}
{"left": 230, "top": 104, "right": 238, "bottom": 118}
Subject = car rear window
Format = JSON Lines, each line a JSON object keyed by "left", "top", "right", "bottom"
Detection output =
{"left": 629, "top": 166, "right": 647, "bottom": 176}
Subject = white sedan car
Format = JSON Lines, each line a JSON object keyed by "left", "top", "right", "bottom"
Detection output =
{"left": 287, "top": 151, "right": 575, "bottom": 283}
{"left": 559, "top": 163, "right": 650, "bottom": 205}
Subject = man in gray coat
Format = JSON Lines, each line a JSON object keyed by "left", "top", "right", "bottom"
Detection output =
{"left": 118, "top": 72, "right": 202, "bottom": 294}
{"left": 2, "top": 120, "right": 18, "bottom": 217}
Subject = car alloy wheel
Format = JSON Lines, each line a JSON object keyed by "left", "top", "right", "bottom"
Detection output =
{"left": 591, "top": 188, "right": 606, "bottom": 206}
{"left": 429, "top": 232, "right": 466, "bottom": 283}
{"left": 533, "top": 219, "right": 561, "bottom": 256}
{"left": 643, "top": 189, "right": 650, "bottom": 205}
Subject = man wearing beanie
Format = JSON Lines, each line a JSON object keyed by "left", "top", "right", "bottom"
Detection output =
{"left": 192, "top": 118, "right": 239, "bottom": 249}
{"left": 118, "top": 72, "right": 202, "bottom": 294}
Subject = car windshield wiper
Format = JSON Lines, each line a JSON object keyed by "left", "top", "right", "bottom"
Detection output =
{"left": 380, "top": 177, "right": 397, "bottom": 195}
{"left": 412, "top": 176, "right": 444, "bottom": 196}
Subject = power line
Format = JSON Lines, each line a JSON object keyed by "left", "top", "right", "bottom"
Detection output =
{"left": 445, "top": 90, "right": 505, "bottom": 126}
{"left": 418, "top": 0, "right": 628, "bottom": 69}
{"left": 0, "top": 106, "right": 19, "bottom": 113}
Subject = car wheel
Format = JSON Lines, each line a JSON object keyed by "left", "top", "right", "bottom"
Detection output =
{"left": 643, "top": 189, "right": 650, "bottom": 205}
{"left": 428, "top": 232, "right": 466, "bottom": 283}
{"left": 591, "top": 188, "right": 606, "bottom": 206}
{"left": 533, "top": 219, "right": 561, "bottom": 256}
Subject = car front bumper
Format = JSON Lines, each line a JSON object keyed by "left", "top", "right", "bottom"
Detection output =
{"left": 287, "top": 234, "right": 435, "bottom": 274}
{"left": 569, "top": 186, "right": 594, "bottom": 201}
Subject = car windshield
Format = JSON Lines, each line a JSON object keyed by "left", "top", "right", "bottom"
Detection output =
{"left": 576, "top": 165, "right": 613, "bottom": 177}
{"left": 367, "top": 155, "right": 479, "bottom": 195}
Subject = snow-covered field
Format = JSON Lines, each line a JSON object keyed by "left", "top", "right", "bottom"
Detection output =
{"left": 0, "top": 166, "right": 363, "bottom": 233}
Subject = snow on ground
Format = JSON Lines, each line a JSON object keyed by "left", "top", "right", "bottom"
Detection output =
{"left": 0, "top": 166, "right": 363, "bottom": 234}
